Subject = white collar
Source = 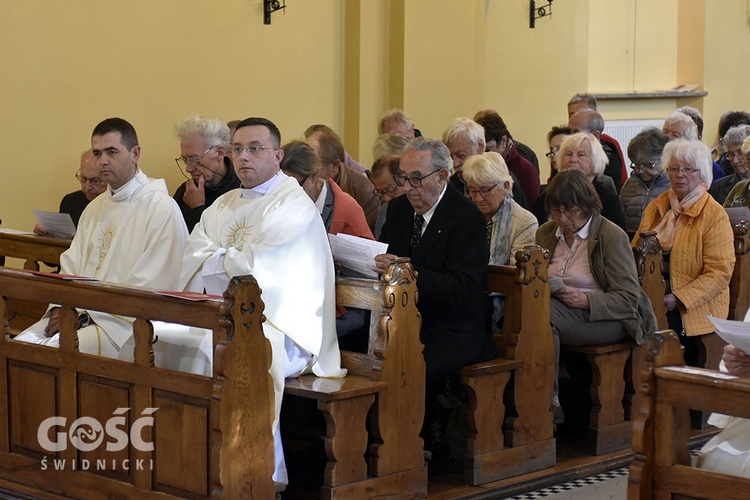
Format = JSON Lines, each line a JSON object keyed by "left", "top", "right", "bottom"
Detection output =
{"left": 239, "top": 170, "right": 285, "bottom": 199}
{"left": 109, "top": 168, "right": 148, "bottom": 202}
{"left": 419, "top": 182, "right": 448, "bottom": 228}
{"left": 314, "top": 179, "right": 328, "bottom": 214}
{"left": 555, "top": 214, "right": 594, "bottom": 241}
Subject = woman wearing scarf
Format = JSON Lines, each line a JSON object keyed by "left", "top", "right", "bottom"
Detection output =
{"left": 462, "top": 151, "right": 537, "bottom": 265}
{"left": 633, "top": 139, "right": 735, "bottom": 365}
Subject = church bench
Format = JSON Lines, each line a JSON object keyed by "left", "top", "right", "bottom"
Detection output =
{"left": 556, "top": 232, "right": 663, "bottom": 455}
{"left": 628, "top": 329, "right": 750, "bottom": 500}
{"left": 458, "top": 245, "right": 556, "bottom": 485}
{"left": 284, "top": 258, "right": 428, "bottom": 499}
{"left": 0, "top": 268, "right": 276, "bottom": 499}
{"left": 729, "top": 219, "right": 750, "bottom": 321}
{"left": 0, "top": 231, "right": 71, "bottom": 332}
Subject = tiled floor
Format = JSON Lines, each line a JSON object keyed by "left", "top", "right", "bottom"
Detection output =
{"left": 508, "top": 468, "right": 628, "bottom": 500}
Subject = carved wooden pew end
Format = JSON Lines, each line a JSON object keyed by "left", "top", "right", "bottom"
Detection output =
{"left": 283, "top": 259, "right": 428, "bottom": 499}
{"left": 458, "top": 245, "right": 556, "bottom": 485}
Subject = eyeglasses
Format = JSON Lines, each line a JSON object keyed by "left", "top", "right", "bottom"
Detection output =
{"left": 666, "top": 165, "right": 700, "bottom": 175}
{"left": 466, "top": 184, "right": 499, "bottom": 198}
{"left": 394, "top": 169, "right": 441, "bottom": 189}
{"left": 230, "top": 144, "right": 273, "bottom": 156}
{"left": 545, "top": 148, "right": 560, "bottom": 158}
{"left": 727, "top": 150, "right": 745, "bottom": 160}
{"left": 175, "top": 145, "right": 218, "bottom": 169}
{"left": 549, "top": 207, "right": 581, "bottom": 219}
{"left": 373, "top": 183, "right": 401, "bottom": 198}
{"left": 630, "top": 161, "right": 658, "bottom": 171}
{"left": 75, "top": 170, "right": 104, "bottom": 187}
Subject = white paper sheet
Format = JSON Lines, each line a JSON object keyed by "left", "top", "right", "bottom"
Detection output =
{"left": 709, "top": 316, "right": 750, "bottom": 353}
{"left": 328, "top": 233, "right": 388, "bottom": 279}
{"left": 33, "top": 209, "right": 76, "bottom": 239}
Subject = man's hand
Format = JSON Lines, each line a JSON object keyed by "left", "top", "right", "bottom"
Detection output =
{"left": 33, "top": 224, "right": 48, "bottom": 236}
{"left": 723, "top": 345, "right": 750, "bottom": 378}
{"left": 183, "top": 176, "right": 206, "bottom": 209}
{"left": 554, "top": 285, "right": 590, "bottom": 309}
{"left": 44, "top": 308, "right": 61, "bottom": 338}
{"left": 372, "top": 253, "right": 399, "bottom": 275}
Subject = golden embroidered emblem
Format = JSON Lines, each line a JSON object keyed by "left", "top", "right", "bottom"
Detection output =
{"left": 96, "top": 225, "right": 115, "bottom": 272}
{"left": 227, "top": 219, "right": 251, "bottom": 251}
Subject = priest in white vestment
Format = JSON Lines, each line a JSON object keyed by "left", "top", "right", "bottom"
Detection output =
{"left": 179, "top": 117, "right": 345, "bottom": 486}
{"left": 15, "top": 118, "right": 188, "bottom": 357}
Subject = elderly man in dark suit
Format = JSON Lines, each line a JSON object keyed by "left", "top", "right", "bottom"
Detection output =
{"left": 372, "top": 137, "right": 498, "bottom": 384}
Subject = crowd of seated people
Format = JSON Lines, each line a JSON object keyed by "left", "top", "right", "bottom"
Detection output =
{"left": 19, "top": 98, "right": 750, "bottom": 486}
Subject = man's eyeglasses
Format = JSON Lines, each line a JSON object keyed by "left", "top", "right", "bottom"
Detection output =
{"left": 666, "top": 165, "right": 699, "bottom": 175}
{"left": 545, "top": 148, "right": 560, "bottom": 158}
{"left": 466, "top": 184, "right": 499, "bottom": 198}
{"left": 549, "top": 207, "right": 581, "bottom": 219}
{"left": 75, "top": 170, "right": 104, "bottom": 187}
{"left": 230, "top": 145, "right": 273, "bottom": 156}
{"left": 629, "top": 161, "right": 658, "bottom": 171}
{"left": 175, "top": 145, "right": 218, "bottom": 169}
{"left": 373, "top": 184, "right": 400, "bottom": 198}
{"left": 394, "top": 169, "right": 441, "bottom": 189}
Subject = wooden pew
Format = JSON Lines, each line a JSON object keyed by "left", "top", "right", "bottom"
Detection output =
{"left": 556, "top": 232, "right": 665, "bottom": 455}
{"left": 284, "top": 259, "right": 428, "bottom": 499}
{"left": 0, "top": 268, "right": 276, "bottom": 498}
{"left": 459, "top": 245, "right": 556, "bottom": 485}
{"left": 628, "top": 329, "right": 750, "bottom": 500}
{"left": 729, "top": 220, "right": 750, "bottom": 321}
{"left": 0, "top": 231, "right": 71, "bottom": 331}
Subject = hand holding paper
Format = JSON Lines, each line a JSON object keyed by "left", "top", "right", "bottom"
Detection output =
{"left": 33, "top": 209, "right": 76, "bottom": 239}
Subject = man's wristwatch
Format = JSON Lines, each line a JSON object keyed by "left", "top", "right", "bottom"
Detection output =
{"left": 77, "top": 312, "right": 93, "bottom": 330}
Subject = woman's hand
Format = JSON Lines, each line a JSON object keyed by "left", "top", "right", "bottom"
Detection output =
{"left": 664, "top": 293, "right": 680, "bottom": 311}
{"left": 723, "top": 345, "right": 750, "bottom": 378}
{"left": 554, "top": 286, "right": 590, "bottom": 309}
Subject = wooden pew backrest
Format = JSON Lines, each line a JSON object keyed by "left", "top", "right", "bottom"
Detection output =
{"left": 0, "top": 268, "right": 276, "bottom": 499}
{"left": 729, "top": 220, "right": 750, "bottom": 321}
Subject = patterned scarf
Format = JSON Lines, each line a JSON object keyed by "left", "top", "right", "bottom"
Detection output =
{"left": 489, "top": 195, "right": 514, "bottom": 265}
{"left": 652, "top": 182, "right": 708, "bottom": 251}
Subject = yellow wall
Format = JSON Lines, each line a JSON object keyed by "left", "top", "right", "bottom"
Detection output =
{"left": 0, "top": 1, "right": 345, "bottom": 231}
{"left": 4, "top": 0, "right": 750, "bottom": 233}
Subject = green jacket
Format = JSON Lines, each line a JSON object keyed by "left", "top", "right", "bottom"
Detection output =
{"left": 536, "top": 213, "right": 656, "bottom": 344}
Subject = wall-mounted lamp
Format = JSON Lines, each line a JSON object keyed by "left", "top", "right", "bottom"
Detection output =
{"left": 264, "top": 0, "right": 286, "bottom": 25}
{"left": 529, "top": 0, "right": 553, "bottom": 29}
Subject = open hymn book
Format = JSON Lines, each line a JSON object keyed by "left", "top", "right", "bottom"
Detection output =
{"left": 328, "top": 233, "right": 388, "bottom": 279}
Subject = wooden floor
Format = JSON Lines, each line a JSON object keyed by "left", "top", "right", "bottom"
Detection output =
{"left": 282, "top": 424, "right": 718, "bottom": 499}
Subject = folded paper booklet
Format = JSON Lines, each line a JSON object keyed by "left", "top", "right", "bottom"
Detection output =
{"left": 328, "top": 233, "right": 388, "bottom": 279}
{"left": 708, "top": 316, "right": 750, "bottom": 353}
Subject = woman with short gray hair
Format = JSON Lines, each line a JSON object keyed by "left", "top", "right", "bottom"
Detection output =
{"left": 633, "top": 139, "right": 734, "bottom": 366}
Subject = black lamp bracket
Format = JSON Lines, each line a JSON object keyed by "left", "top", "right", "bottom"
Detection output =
{"left": 264, "top": 0, "right": 286, "bottom": 25}
{"left": 530, "top": 0, "right": 553, "bottom": 29}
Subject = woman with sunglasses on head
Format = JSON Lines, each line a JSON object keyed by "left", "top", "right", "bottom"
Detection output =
{"left": 619, "top": 128, "right": 670, "bottom": 238}
{"left": 536, "top": 168, "right": 656, "bottom": 424}
{"left": 633, "top": 139, "right": 735, "bottom": 366}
